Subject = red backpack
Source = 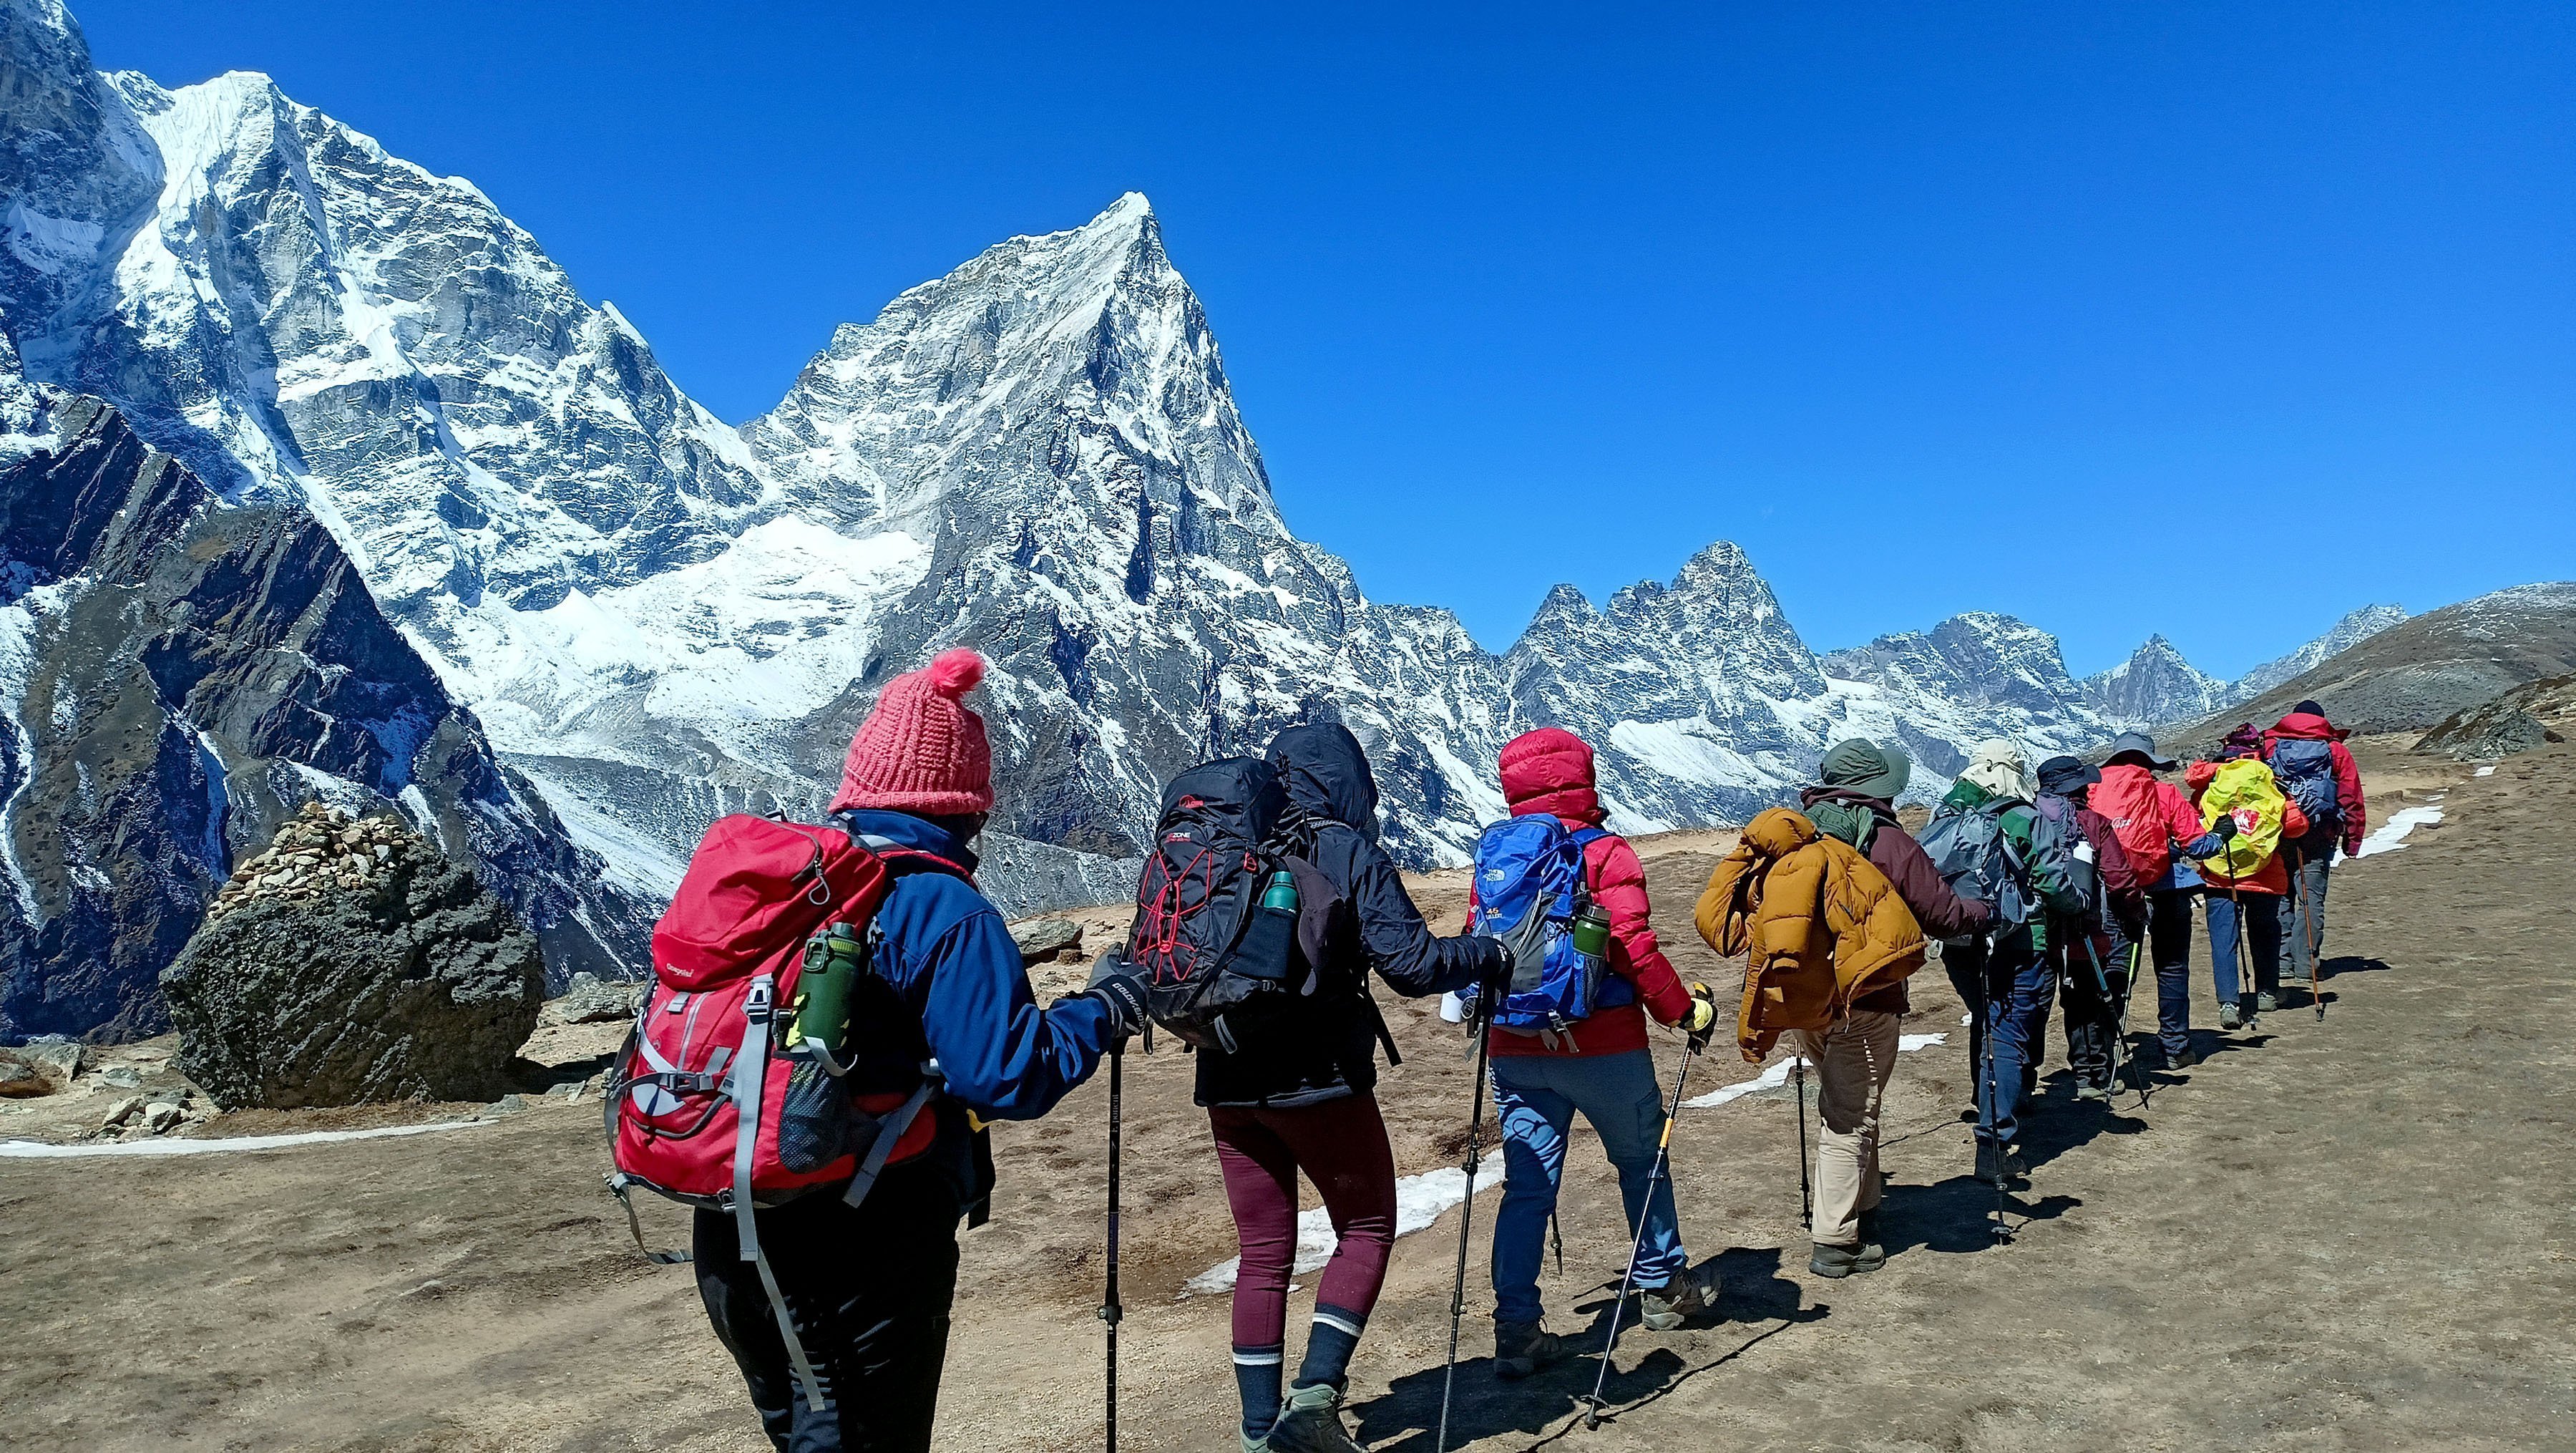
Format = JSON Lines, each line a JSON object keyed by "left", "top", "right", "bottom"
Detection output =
{"left": 602, "top": 814, "right": 959, "bottom": 1413}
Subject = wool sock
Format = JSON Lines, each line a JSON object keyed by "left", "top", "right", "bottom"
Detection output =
{"left": 1293, "top": 1304, "right": 1367, "bottom": 1392}
{"left": 1233, "top": 1343, "right": 1284, "bottom": 1439}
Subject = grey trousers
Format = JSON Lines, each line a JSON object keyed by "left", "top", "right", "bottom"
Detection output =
{"left": 2281, "top": 852, "right": 2331, "bottom": 982}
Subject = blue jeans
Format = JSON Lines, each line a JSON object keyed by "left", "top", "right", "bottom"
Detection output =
{"left": 1489, "top": 1049, "right": 1687, "bottom": 1326}
{"left": 1946, "top": 937, "right": 2054, "bottom": 1149}
{"left": 2205, "top": 891, "right": 2280, "bottom": 1003}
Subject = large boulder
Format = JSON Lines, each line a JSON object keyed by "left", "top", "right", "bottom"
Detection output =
{"left": 162, "top": 805, "right": 543, "bottom": 1109}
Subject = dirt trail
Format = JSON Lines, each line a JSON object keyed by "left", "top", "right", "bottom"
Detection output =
{"left": 4, "top": 747, "right": 2568, "bottom": 1450}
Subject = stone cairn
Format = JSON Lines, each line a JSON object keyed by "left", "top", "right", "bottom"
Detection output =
{"left": 206, "top": 801, "right": 408, "bottom": 918}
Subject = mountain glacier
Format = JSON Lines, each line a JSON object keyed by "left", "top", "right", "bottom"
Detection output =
{"left": 0, "top": 0, "right": 2414, "bottom": 1036}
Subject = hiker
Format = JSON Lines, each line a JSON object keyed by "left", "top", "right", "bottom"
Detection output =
{"left": 2263, "top": 699, "right": 2368, "bottom": 1000}
{"left": 691, "top": 649, "right": 1145, "bottom": 1453}
{"left": 1797, "top": 739, "right": 1994, "bottom": 1275}
{"left": 2187, "top": 725, "right": 2311, "bottom": 1026}
{"left": 2031, "top": 756, "right": 2148, "bottom": 1100}
{"left": 2091, "top": 732, "right": 2230, "bottom": 1069}
{"left": 1467, "top": 728, "right": 1719, "bottom": 1378}
{"left": 1189, "top": 723, "right": 1508, "bottom": 1453}
{"left": 1926, "top": 739, "right": 2087, "bottom": 1185}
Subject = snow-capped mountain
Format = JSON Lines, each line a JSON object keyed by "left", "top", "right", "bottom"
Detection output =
{"left": 2079, "top": 607, "right": 2411, "bottom": 732}
{"left": 0, "top": 348, "right": 648, "bottom": 1039}
{"left": 4, "top": 0, "right": 2406, "bottom": 1040}
{"left": 2083, "top": 634, "right": 2233, "bottom": 730}
{"left": 2230, "top": 604, "right": 2407, "bottom": 701}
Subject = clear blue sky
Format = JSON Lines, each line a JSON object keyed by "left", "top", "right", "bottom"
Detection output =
{"left": 72, "top": 1, "right": 2575, "bottom": 678}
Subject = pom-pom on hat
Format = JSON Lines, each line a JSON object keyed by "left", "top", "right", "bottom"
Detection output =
{"left": 827, "top": 648, "right": 995, "bottom": 816}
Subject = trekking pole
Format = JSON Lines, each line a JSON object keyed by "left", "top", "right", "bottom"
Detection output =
{"left": 1102, "top": 1039, "right": 1125, "bottom": 1453}
{"left": 1433, "top": 997, "right": 1496, "bottom": 1453}
{"left": 1792, "top": 1052, "right": 1813, "bottom": 1233}
{"left": 1982, "top": 991, "right": 2008, "bottom": 1244}
{"left": 2119, "top": 938, "right": 2151, "bottom": 1109}
{"left": 2080, "top": 936, "right": 2128, "bottom": 1106}
{"left": 2296, "top": 847, "right": 2325, "bottom": 1024}
{"left": 1581, "top": 1037, "right": 1701, "bottom": 1431}
{"left": 2223, "top": 878, "right": 2254, "bottom": 1031}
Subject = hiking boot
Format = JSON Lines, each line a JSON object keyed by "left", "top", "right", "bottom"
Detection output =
{"left": 1636, "top": 1267, "right": 1715, "bottom": 1329}
{"left": 1975, "top": 1142, "right": 2027, "bottom": 1185}
{"left": 2074, "top": 1082, "right": 2109, "bottom": 1102}
{"left": 1492, "top": 1319, "right": 1563, "bottom": 1381}
{"left": 2218, "top": 1001, "right": 2242, "bottom": 1030}
{"left": 2255, "top": 992, "right": 2278, "bottom": 1014}
{"left": 2164, "top": 1045, "right": 2201, "bottom": 1070}
{"left": 1810, "top": 1237, "right": 1886, "bottom": 1277}
{"left": 1267, "top": 1382, "right": 1363, "bottom": 1453}
{"left": 1241, "top": 1430, "right": 1272, "bottom": 1453}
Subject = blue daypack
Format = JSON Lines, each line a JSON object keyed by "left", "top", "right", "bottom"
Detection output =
{"left": 1470, "top": 816, "right": 1631, "bottom": 1038}
{"left": 2268, "top": 737, "right": 2342, "bottom": 838}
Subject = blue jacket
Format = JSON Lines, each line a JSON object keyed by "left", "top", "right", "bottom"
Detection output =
{"left": 836, "top": 810, "right": 1115, "bottom": 1121}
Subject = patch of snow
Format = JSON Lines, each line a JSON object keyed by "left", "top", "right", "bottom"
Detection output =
{"left": 1187, "top": 1150, "right": 1505, "bottom": 1294}
{"left": 1682, "top": 1033, "right": 1947, "bottom": 1110}
{"left": 0, "top": 1119, "right": 488, "bottom": 1158}
{"left": 2474, "top": 765, "right": 2496, "bottom": 777}
{"left": 2354, "top": 805, "right": 2445, "bottom": 857}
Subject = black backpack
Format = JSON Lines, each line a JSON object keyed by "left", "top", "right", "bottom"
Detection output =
{"left": 1123, "top": 757, "right": 1319, "bottom": 1053}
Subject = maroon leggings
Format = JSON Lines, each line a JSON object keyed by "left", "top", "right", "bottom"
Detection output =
{"left": 1209, "top": 1094, "right": 1399, "bottom": 1350}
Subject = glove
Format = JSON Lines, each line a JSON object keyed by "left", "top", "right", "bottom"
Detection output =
{"left": 1681, "top": 983, "right": 1718, "bottom": 1050}
{"left": 2212, "top": 815, "right": 2239, "bottom": 842}
{"left": 1082, "top": 953, "right": 1148, "bottom": 1043}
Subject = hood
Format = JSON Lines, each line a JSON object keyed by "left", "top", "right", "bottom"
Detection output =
{"left": 1498, "top": 727, "right": 1603, "bottom": 825}
{"left": 1800, "top": 784, "right": 1898, "bottom": 821}
{"left": 1742, "top": 806, "right": 1824, "bottom": 858}
{"left": 1958, "top": 738, "right": 2031, "bottom": 801}
{"left": 1267, "top": 723, "right": 1381, "bottom": 839}
{"left": 2270, "top": 711, "right": 2346, "bottom": 742}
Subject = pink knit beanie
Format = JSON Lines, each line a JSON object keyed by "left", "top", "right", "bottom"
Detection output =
{"left": 826, "top": 648, "right": 995, "bottom": 816}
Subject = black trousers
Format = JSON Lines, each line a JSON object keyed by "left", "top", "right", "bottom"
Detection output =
{"left": 2057, "top": 934, "right": 2130, "bottom": 1089}
{"left": 693, "top": 1161, "right": 964, "bottom": 1453}
{"left": 2146, "top": 890, "right": 2199, "bottom": 1058}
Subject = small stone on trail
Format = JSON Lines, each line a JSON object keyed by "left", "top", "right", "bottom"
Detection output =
{"left": 97, "top": 1066, "right": 143, "bottom": 1091}
{"left": 102, "top": 1096, "right": 144, "bottom": 1128}
{"left": 142, "top": 1102, "right": 183, "bottom": 1135}
{"left": 482, "top": 1094, "right": 529, "bottom": 1117}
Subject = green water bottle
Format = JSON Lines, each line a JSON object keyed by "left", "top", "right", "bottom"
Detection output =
{"left": 1570, "top": 905, "right": 1612, "bottom": 961}
{"left": 1260, "top": 870, "right": 1299, "bottom": 913}
{"left": 790, "top": 923, "right": 867, "bottom": 1056}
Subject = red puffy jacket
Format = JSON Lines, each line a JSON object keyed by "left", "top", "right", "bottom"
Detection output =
{"left": 1472, "top": 729, "right": 1692, "bottom": 1058}
{"left": 2263, "top": 711, "right": 2368, "bottom": 857}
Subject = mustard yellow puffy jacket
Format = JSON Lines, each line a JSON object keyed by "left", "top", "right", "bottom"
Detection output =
{"left": 1694, "top": 808, "right": 1928, "bottom": 1063}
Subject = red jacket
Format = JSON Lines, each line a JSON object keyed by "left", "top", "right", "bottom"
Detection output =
{"left": 2263, "top": 711, "right": 2368, "bottom": 857}
{"left": 1474, "top": 729, "right": 1692, "bottom": 1057}
{"left": 2092, "top": 762, "right": 2209, "bottom": 885}
{"left": 2184, "top": 759, "right": 2311, "bottom": 895}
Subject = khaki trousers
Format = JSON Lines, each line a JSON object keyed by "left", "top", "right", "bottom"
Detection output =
{"left": 1787, "top": 1009, "right": 1901, "bottom": 1248}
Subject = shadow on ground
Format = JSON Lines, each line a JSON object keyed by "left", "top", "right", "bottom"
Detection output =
{"left": 1353, "top": 1249, "right": 1823, "bottom": 1452}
